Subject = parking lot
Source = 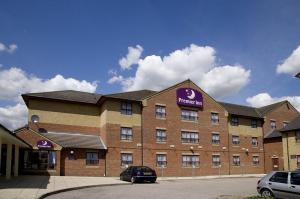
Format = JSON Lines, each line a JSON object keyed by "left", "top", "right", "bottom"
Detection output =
{"left": 46, "top": 177, "right": 260, "bottom": 199}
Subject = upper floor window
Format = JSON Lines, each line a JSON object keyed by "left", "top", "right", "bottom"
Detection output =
{"left": 155, "top": 105, "right": 166, "bottom": 118}
{"left": 212, "top": 155, "right": 221, "bottom": 167}
{"left": 252, "top": 156, "right": 259, "bottom": 166}
{"left": 211, "top": 112, "right": 219, "bottom": 124}
{"left": 212, "top": 133, "right": 220, "bottom": 145}
{"left": 270, "top": 120, "right": 276, "bottom": 129}
{"left": 231, "top": 116, "right": 239, "bottom": 126}
{"left": 182, "top": 155, "right": 199, "bottom": 167}
{"left": 296, "top": 131, "right": 300, "bottom": 143}
{"left": 121, "top": 153, "right": 133, "bottom": 166}
{"left": 120, "top": 127, "right": 133, "bottom": 141}
{"left": 232, "top": 155, "right": 240, "bottom": 166}
{"left": 252, "top": 137, "right": 258, "bottom": 147}
{"left": 232, "top": 135, "right": 240, "bottom": 145}
{"left": 181, "top": 131, "right": 199, "bottom": 143}
{"left": 181, "top": 109, "right": 198, "bottom": 122}
{"left": 156, "top": 129, "right": 167, "bottom": 143}
{"left": 121, "top": 102, "right": 132, "bottom": 115}
{"left": 156, "top": 154, "right": 167, "bottom": 167}
{"left": 283, "top": 122, "right": 289, "bottom": 127}
{"left": 251, "top": 119, "right": 257, "bottom": 128}
{"left": 86, "top": 152, "right": 99, "bottom": 165}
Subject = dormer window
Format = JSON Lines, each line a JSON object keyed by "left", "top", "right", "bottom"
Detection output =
{"left": 270, "top": 120, "right": 276, "bottom": 129}
{"left": 231, "top": 116, "right": 239, "bottom": 126}
{"left": 121, "top": 102, "right": 132, "bottom": 115}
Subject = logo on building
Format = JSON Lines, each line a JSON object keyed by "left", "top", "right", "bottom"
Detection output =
{"left": 37, "top": 140, "right": 53, "bottom": 149}
{"left": 176, "top": 88, "right": 203, "bottom": 108}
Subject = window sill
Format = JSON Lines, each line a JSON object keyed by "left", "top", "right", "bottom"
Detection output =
{"left": 181, "top": 120, "right": 198, "bottom": 123}
{"left": 120, "top": 140, "right": 133, "bottom": 142}
{"left": 182, "top": 166, "right": 200, "bottom": 169}
{"left": 232, "top": 145, "right": 240, "bottom": 147}
{"left": 156, "top": 142, "right": 167, "bottom": 144}
{"left": 212, "top": 166, "right": 221, "bottom": 168}
{"left": 211, "top": 123, "right": 219, "bottom": 126}
{"left": 232, "top": 165, "right": 241, "bottom": 167}
{"left": 212, "top": 144, "right": 220, "bottom": 146}
{"left": 86, "top": 165, "right": 100, "bottom": 168}
{"left": 156, "top": 117, "right": 166, "bottom": 120}
{"left": 182, "top": 143, "right": 199, "bottom": 145}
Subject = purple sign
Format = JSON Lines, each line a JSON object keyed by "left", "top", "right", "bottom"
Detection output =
{"left": 37, "top": 140, "right": 53, "bottom": 149}
{"left": 176, "top": 88, "right": 203, "bottom": 108}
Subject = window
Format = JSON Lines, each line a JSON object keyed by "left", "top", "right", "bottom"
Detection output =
{"left": 283, "top": 122, "right": 289, "bottom": 127}
{"left": 121, "top": 153, "right": 133, "bottom": 166}
{"left": 231, "top": 116, "right": 239, "bottom": 126}
{"left": 86, "top": 152, "right": 99, "bottom": 165}
{"left": 233, "top": 156, "right": 240, "bottom": 166}
{"left": 212, "top": 133, "right": 220, "bottom": 145}
{"left": 270, "top": 120, "right": 276, "bottom": 129}
{"left": 120, "top": 127, "right": 133, "bottom": 141}
{"left": 211, "top": 113, "right": 219, "bottom": 124}
{"left": 252, "top": 156, "right": 259, "bottom": 166}
{"left": 121, "top": 102, "right": 132, "bottom": 115}
{"left": 156, "top": 129, "right": 167, "bottom": 143}
{"left": 212, "top": 155, "right": 221, "bottom": 167}
{"left": 291, "top": 172, "right": 300, "bottom": 185}
{"left": 296, "top": 131, "right": 300, "bottom": 143}
{"left": 23, "top": 150, "right": 56, "bottom": 170}
{"left": 182, "top": 155, "right": 199, "bottom": 167}
{"left": 252, "top": 137, "right": 258, "bottom": 147}
{"left": 155, "top": 105, "right": 166, "bottom": 118}
{"left": 232, "top": 135, "right": 240, "bottom": 145}
{"left": 156, "top": 154, "right": 167, "bottom": 167}
{"left": 181, "top": 131, "right": 199, "bottom": 143}
{"left": 251, "top": 119, "right": 257, "bottom": 128}
{"left": 181, "top": 109, "right": 198, "bottom": 122}
{"left": 269, "top": 172, "right": 288, "bottom": 184}
{"left": 297, "top": 155, "right": 300, "bottom": 168}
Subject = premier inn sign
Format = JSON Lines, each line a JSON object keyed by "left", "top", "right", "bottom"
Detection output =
{"left": 176, "top": 88, "right": 203, "bottom": 108}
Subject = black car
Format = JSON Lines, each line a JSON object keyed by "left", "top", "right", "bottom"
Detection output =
{"left": 120, "top": 166, "right": 157, "bottom": 183}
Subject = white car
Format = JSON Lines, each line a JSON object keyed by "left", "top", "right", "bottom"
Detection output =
{"left": 257, "top": 171, "right": 300, "bottom": 198}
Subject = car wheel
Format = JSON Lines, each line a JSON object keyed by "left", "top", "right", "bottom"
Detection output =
{"left": 150, "top": 179, "right": 156, "bottom": 183}
{"left": 131, "top": 177, "right": 135, "bottom": 183}
{"left": 261, "top": 188, "right": 273, "bottom": 197}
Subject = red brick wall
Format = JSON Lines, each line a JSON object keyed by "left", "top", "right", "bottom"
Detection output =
{"left": 263, "top": 102, "right": 299, "bottom": 173}
{"left": 141, "top": 81, "right": 230, "bottom": 176}
{"left": 61, "top": 148, "right": 106, "bottom": 176}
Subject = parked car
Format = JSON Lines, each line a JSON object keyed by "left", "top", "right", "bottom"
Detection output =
{"left": 120, "top": 166, "right": 157, "bottom": 183}
{"left": 257, "top": 171, "right": 300, "bottom": 198}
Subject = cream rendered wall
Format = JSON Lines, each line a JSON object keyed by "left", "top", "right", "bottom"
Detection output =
{"left": 100, "top": 100, "right": 141, "bottom": 127}
{"left": 282, "top": 131, "right": 300, "bottom": 170}
{"left": 228, "top": 117, "right": 263, "bottom": 137}
{"left": 28, "top": 99, "right": 101, "bottom": 128}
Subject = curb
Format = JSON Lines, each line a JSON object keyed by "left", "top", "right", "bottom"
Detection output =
{"left": 38, "top": 183, "right": 130, "bottom": 199}
{"left": 157, "top": 174, "right": 265, "bottom": 181}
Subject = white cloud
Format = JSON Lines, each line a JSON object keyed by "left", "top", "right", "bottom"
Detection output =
{"left": 0, "top": 103, "right": 28, "bottom": 130}
{"left": 112, "top": 44, "right": 251, "bottom": 98}
{"left": 119, "top": 45, "right": 143, "bottom": 70}
{"left": 0, "top": 42, "right": 18, "bottom": 54}
{"left": 0, "top": 66, "right": 98, "bottom": 130}
{"left": 277, "top": 45, "right": 300, "bottom": 75}
{"left": 246, "top": 93, "right": 300, "bottom": 111}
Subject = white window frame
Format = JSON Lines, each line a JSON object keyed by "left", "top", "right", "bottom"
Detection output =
{"left": 155, "top": 105, "right": 166, "bottom": 119}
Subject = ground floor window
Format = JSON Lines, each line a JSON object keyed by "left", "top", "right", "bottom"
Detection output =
{"left": 182, "top": 155, "right": 199, "bottom": 167}
{"left": 86, "top": 151, "right": 99, "bottom": 165}
{"left": 23, "top": 150, "right": 56, "bottom": 170}
{"left": 156, "top": 154, "right": 167, "bottom": 167}
{"left": 297, "top": 155, "right": 300, "bottom": 168}
{"left": 232, "top": 155, "right": 240, "bottom": 166}
{"left": 212, "top": 155, "right": 221, "bottom": 167}
{"left": 252, "top": 156, "right": 259, "bottom": 166}
{"left": 121, "top": 153, "right": 133, "bottom": 166}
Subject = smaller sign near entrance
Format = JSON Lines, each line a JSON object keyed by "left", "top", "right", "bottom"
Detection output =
{"left": 176, "top": 88, "right": 203, "bottom": 108}
{"left": 37, "top": 140, "right": 53, "bottom": 149}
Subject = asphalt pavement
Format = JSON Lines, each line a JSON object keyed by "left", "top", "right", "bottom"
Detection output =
{"left": 45, "top": 177, "right": 260, "bottom": 199}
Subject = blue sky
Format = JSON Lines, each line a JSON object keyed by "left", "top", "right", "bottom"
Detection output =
{"left": 0, "top": 0, "right": 300, "bottom": 129}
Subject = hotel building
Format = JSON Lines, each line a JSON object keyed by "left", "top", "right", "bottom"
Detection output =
{"left": 13, "top": 79, "right": 299, "bottom": 177}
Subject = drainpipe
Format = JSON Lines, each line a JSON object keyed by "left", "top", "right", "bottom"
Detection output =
{"left": 286, "top": 132, "right": 290, "bottom": 170}
{"left": 140, "top": 102, "right": 144, "bottom": 166}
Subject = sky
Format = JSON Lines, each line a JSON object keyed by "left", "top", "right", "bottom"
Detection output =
{"left": 0, "top": 0, "right": 300, "bottom": 130}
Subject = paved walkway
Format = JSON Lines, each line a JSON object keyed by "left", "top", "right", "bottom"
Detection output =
{"left": 0, "top": 174, "right": 265, "bottom": 199}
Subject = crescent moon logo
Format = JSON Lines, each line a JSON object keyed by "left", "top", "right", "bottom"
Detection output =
{"left": 42, "top": 141, "right": 48, "bottom": 146}
{"left": 186, "top": 89, "right": 196, "bottom": 99}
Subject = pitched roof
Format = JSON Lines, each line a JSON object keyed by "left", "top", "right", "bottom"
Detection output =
{"left": 104, "top": 90, "right": 156, "bottom": 101}
{"left": 41, "top": 131, "right": 107, "bottom": 149}
{"left": 256, "top": 101, "right": 287, "bottom": 116}
{"left": 264, "top": 129, "right": 282, "bottom": 139}
{"left": 0, "top": 124, "right": 31, "bottom": 147}
{"left": 22, "top": 90, "right": 102, "bottom": 105}
{"left": 219, "top": 102, "right": 262, "bottom": 118}
{"left": 280, "top": 115, "right": 300, "bottom": 132}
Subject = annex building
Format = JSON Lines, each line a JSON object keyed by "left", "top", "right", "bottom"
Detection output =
{"left": 12, "top": 79, "right": 299, "bottom": 177}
